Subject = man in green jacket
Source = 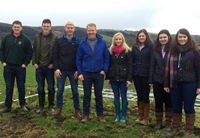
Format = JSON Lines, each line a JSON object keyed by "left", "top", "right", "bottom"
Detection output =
{"left": 32, "top": 19, "right": 58, "bottom": 113}
{"left": 0, "top": 20, "right": 33, "bottom": 112}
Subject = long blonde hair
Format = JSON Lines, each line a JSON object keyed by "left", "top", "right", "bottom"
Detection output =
{"left": 109, "top": 32, "right": 131, "bottom": 54}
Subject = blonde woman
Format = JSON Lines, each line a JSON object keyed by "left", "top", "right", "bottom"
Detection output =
{"left": 106, "top": 32, "right": 132, "bottom": 122}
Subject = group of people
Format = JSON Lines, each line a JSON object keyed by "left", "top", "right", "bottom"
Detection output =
{"left": 0, "top": 19, "right": 200, "bottom": 138}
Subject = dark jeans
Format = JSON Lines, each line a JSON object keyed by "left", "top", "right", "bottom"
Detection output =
{"left": 4, "top": 65, "right": 26, "bottom": 108}
{"left": 170, "top": 82, "right": 197, "bottom": 114}
{"left": 82, "top": 72, "right": 104, "bottom": 116}
{"left": 153, "top": 82, "right": 172, "bottom": 112}
{"left": 36, "top": 66, "right": 55, "bottom": 94}
{"left": 56, "top": 71, "right": 79, "bottom": 110}
{"left": 133, "top": 76, "right": 150, "bottom": 103}
{"left": 110, "top": 81, "right": 127, "bottom": 104}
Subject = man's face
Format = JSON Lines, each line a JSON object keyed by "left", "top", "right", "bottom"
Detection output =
{"left": 87, "top": 26, "right": 97, "bottom": 39}
{"left": 42, "top": 23, "right": 51, "bottom": 35}
{"left": 12, "top": 24, "right": 22, "bottom": 35}
{"left": 64, "top": 24, "right": 75, "bottom": 36}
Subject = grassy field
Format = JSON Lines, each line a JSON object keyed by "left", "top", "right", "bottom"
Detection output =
{"left": 0, "top": 65, "right": 200, "bottom": 138}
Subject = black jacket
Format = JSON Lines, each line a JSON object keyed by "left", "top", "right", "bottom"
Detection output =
{"left": 132, "top": 43, "right": 153, "bottom": 77}
{"left": 106, "top": 50, "right": 132, "bottom": 82}
{"left": 53, "top": 35, "right": 79, "bottom": 71}
{"left": 149, "top": 50, "right": 168, "bottom": 84}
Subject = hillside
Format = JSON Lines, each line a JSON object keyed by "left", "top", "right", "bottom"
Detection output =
{"left": 1, "top": 22, "right": 200, "bottom": 46}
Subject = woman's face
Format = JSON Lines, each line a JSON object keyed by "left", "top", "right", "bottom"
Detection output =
{"left": 138, "top": 32, "right": 146, "bottom": 43}
{"left": 115, "top": 35, "right": 123, "bottom": 46}
{"left": 159, "top": 33, "right": 169, "bottom": 45}
{"left": 177, "top": 33, "right": 188, "bottom": 45}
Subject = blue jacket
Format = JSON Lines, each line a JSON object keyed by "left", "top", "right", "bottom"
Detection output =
{"left": 76, "top": 34, "right": 110, "bottom": 74}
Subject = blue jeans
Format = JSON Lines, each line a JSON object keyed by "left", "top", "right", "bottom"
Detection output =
{"left": 82, "top": 72, "right": 104, "bottom": 116}
{"left": 56, "top": 71, "right": 79, "bottom": 110}
{"left": 110, "top": 81, "right": 128, "bottom": 104}
{"left": 170, "top": 82, "right": 197, "bottom": 114}
{"left": 36, "top": 66, "right": 55, "bottom": 94}
{"left": 4, "top": 65, "right": 26, "bottom": 108}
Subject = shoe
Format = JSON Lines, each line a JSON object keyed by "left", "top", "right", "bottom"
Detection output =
{"left": 120, "top": 116, "right": 126, "bottom": 123}
{"left": 0, "top": 107, "right": 11, "bottom": 113}
{"left": 163, "top": 125, "right": 171, "bottom": 132}
{"left": 98, "top": 116, "right": 106, "bottom": 123}
{"left": 140, "top": 119, "right": 149, "bottom": 125}
{"left": 135, "top": 118, "right": 142, "bottom": 124}
{"left": 52, "top": 108, "right": 62, "bottom": 116}
{"left": 36, "top": 107, "right": 43, "bottom": 113}
{"left": 155, "top": 124, "right": 162, "bottom": 129}
{"left": 21, "top": 106, "right": 29, "bottom": 112}
{"left": 74, "top": 109, "right": 81, "bottom": 119}
{"left": 81, "top": 116, "right": 89, "bottom": 123}
{"left": 49, "top": 107, "right": 54, "bottom": 113}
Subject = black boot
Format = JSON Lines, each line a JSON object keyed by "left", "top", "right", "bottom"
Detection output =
{"left": 48, "top": 91, "right": 55, "bottom": 112}
{"left": 36, "top": 94, "right": 45, "bottom": 113}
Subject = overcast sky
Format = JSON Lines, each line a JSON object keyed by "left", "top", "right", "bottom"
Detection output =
{"left": 1, "top": 0, "right": 200, "bottom": 35}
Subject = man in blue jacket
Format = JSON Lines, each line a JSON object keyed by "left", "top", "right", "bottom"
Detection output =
{"left": 76, "top": 23, "right": 110, "bottom": 122}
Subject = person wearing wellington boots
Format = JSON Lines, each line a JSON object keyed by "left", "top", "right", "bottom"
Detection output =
{"left": 32, "top": 19, "right": 58, "bottom": 113}
{"left": 164, "top": 28, "right": 200, "bottom": 138}
{"left": 132, "top": 29, "right": 153, "bottom": 125}
{"left": 149, "top": 29, "right": 172, "bottom": 131}
{"left": 106, "top": 32, "right": 132, "bottom": 123}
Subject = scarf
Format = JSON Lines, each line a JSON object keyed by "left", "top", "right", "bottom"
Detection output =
{"left": 112, "top": 45, "right": 124, "bottom": 56}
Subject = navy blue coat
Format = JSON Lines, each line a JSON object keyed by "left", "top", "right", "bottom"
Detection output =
{"left": 132, "top": 43, "right": 153, "bottom": 77}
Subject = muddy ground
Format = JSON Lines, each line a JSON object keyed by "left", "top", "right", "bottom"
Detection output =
{"left": 0, "top": 107, "right": 49, "bottom": 138}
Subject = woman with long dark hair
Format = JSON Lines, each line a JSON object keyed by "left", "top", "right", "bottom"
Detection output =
{"left": 132, "top": 29, "right": 153, "bottom": 125}
{"left": 164, "top": 28, "right": 200, "bottom": 138}
{"left": 149, "top": 29, "right": 172, "bottom": 130}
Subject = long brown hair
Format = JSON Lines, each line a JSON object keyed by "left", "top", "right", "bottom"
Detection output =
{"left": 170, "top": 28, "right": 198, "bottom": 54}
{"left": 135, "top": 29, "right": 152, "bottom": 45}
{"left": 154, "top": 29, "right": 171, "bottom": 53}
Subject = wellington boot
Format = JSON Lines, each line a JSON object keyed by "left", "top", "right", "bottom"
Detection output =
{"left": 183, "top": 114, "right": 195, "bottom": 138}
{"left": 135, "top": 102, "right": 144, "bottom": 123}
{"left": 74, "top": 109, "right": 81, "bottom": 119}
{"left": 114, "top": 101, "right": 120, "bottom": 122}
{"left": 164, "top": 108, "right": 172, "bottom": 131}
{"left": 120, "top": 101, "right": 128, "bottom": 123}
{"left": 155, "top": 111, "right": 163, "bottom": 129}
{"left": 140, "top": 103, "right": 150, "bottom": 125}
{"left": 167, "top": 113, "right": 182, "bottom": 138}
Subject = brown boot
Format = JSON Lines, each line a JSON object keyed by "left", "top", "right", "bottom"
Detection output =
{"left": 135, "top": 102, "right": 144, "bottom": 123}
{"left": 183, "top": 114, "right": 195, "bottom": 138}
{"left": 74, "top": 109, "right": 81, "bottom": 119}
{"left": 52, "top": 108, "right": 62, "bottom": 116}
{"left": 140, "top": 103, "right": 150, "bottom": 125}
{"left": 81, "top": 116, "right": 89, "bottom": 123}
{"left": 164, "top": 108, "right": 172, "bottom": 131}
{"left": 155, "top": 111, "right": 163, "bottom": 129}
{"left": 167, "top": 113, "right": 182, "bottom": 137}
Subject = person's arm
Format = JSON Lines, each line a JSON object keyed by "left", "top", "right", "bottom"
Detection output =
{"left": 0, "top": 35, "right": 7, "bottom": 64}
{"left": 76, "top": 43, "right": 83, "bottom": 75}
{"left": 52, "top": 39, "right": 59, "bottom": 71}
{"left": 24, "top": 37, "right": 33, "bottom": 66}
{"left": 194, "top": 50, "right": 200, "bottom": 92}
{"left": 127, "top": 51, "right": 133, "bottom": 82}
{"left": 149, "top": 52, "right": 156, "bottom": 85}
{"left": 102, "top": 42, "right": 110, "bottom": 73}
{"left": 163, "top": 52, "right": 171, "bottom": 92}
